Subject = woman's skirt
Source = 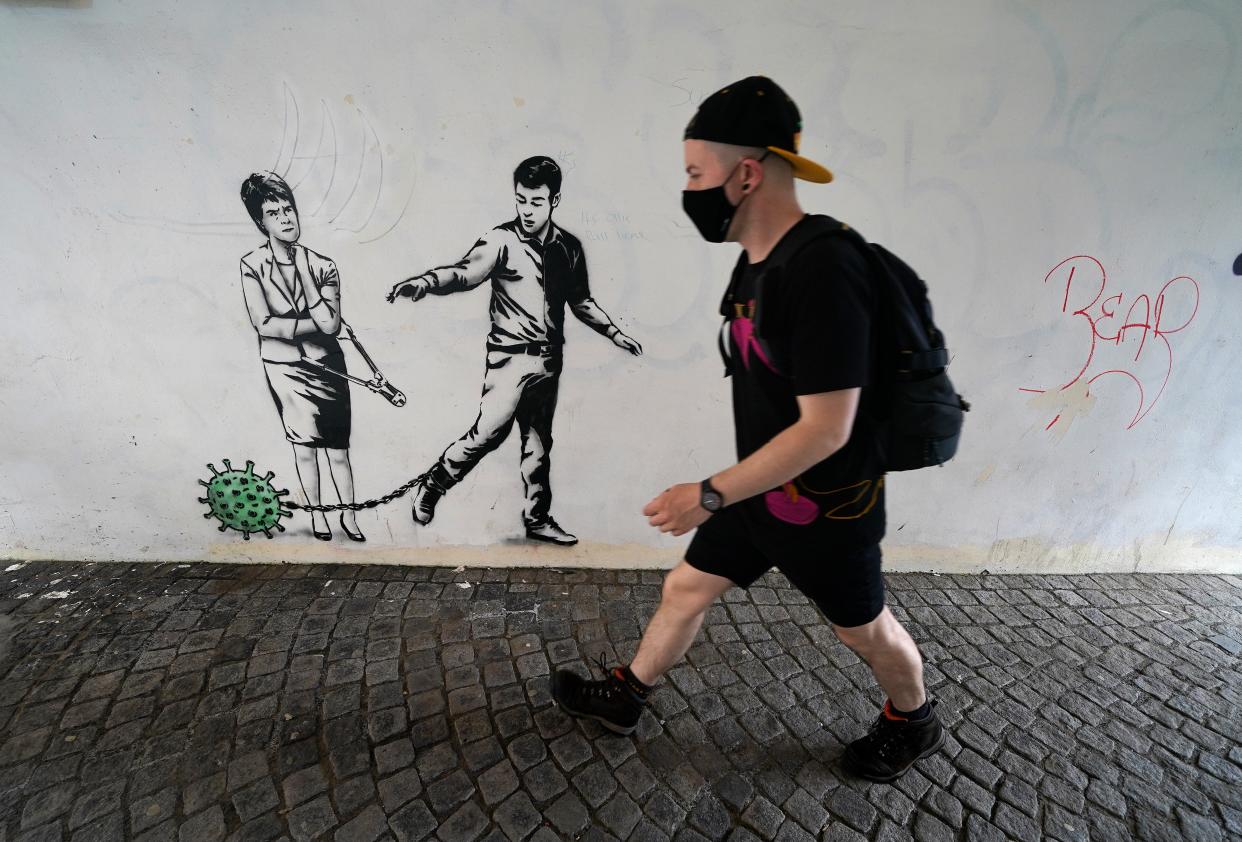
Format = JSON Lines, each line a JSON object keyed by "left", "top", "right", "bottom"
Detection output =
{"left": 264, "top": 352, "right": 351, "bottom": 448}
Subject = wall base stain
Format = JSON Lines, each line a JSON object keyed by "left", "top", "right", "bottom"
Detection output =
{"left": 3, "top": 533, "right": 1237, "bottom": 575}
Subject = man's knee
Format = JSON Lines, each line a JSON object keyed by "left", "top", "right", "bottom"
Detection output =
{"left": 661, "top": 562, "right": 729, "bottom": 616}
{"left": 459, "top": 419, "right": 513, "bottom": 461}
{"left": 831, "top": 606, "right": 892, "bottom": 653}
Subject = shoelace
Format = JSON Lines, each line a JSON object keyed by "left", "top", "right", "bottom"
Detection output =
{"left": 866, "top": 713, "right": 908, "bottom": 761}
{"left": 585, "top": 653, "right": 619, "bottom": 699}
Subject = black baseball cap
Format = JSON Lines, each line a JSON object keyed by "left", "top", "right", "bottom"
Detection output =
{"left": 683, "top": 76, "right": 832, "bottom": 183}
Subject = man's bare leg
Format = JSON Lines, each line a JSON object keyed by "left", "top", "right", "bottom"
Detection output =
{"left": 834, "top": 605, "right": 946, "bottom": 781}
{"left": 551, "top": 561, "right": 735, "bottom": 734}
{"left": 629, "top": 562, "right": 736, "bottom": 686}
{"left": 832, "top": 605, "right": 928, "bottom": 711}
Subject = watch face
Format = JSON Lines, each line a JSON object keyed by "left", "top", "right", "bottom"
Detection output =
{"left": 702, "top": 492, "right": 723, "bottom": 512}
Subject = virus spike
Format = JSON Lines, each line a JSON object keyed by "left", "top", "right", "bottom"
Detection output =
{"left": 222, "top": 459, "right": 234, "bottom": 471}
{"left": 263, "top": 471, "right": 275, "bottom": 482}
{"left": 206, "top": 463, "right": 220, "bottom": 476}
{"left": 218, "top": 523, "right": 228, "bottom": 532}
{"left": 204, "top": 512, "right": 216, "bottom": 519}
{"left": 243, "top": 531, "right": 251, "bottom": 541}
{"left": 198, "top": 480, "right": 211, "bottom": 488}
{"left": 197, "top": 497, "right": 210, "bottom": 504}
{"left": 244, "top": 460, "right": 255, "bottom": 476}
{"left": 262, "top": 528, "right": 274, "bottom": 539}
{"left": 275, "top": 488, "right": 291, "bottom": 496}
{"left": 275, "top": 522, "right": 286, "bottom": 533}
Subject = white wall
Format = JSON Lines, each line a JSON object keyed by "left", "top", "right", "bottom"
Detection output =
{"left": 1, "top": 0, "right": 1239, "bottom": 572}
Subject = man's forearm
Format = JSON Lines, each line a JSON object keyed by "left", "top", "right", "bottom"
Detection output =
{"left": 571, "top": 298, "right": 616, "bottom": 336}
{"left": 418, "top": 269, "right": 458, "bottom": 294}
{"left": 709, "top": 421, "right": 846, "bottom": 506}
{"left": 421, "top": 235, "right": 501, "bottom": 294}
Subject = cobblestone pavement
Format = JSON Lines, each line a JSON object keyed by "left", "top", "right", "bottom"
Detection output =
{"left": 0, "top": 562, "right": 1239, "bottom": 841}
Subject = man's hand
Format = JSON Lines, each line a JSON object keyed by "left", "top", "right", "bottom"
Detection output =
{"left": 387, "top": 276, "right": 431, "bottom": 303}
{"left": 611, "top": 329, "right": 643, "bottom": 356}
{"left": 643, "top": 483, "right": 710, "bottom": 536}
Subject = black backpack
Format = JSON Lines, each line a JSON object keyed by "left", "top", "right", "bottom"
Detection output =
{"left": 718, "top": 214, "right": 970, "bottom": 471}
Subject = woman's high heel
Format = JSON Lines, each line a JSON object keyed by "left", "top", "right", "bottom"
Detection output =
{"left": 312, "top": 513, "right": 332, "bottom": 541}
{"left": 340, "top": 513, "right": 366, "bottom": 543}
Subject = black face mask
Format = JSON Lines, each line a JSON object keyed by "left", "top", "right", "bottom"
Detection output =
{"left": 681, "top": 152, "right": 766, "bottom": 242}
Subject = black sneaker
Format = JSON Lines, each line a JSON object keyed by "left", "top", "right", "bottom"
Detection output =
{"left": 551, "top": 656, "right": 645, "bottom": 735}
{"left": 525, "top": 518, "right": 578, "bottom": 546}
{"left": 843, "top": 697, "right": 945, "bottom": 782}
{"left": 410, "top": 480, "right": 442, "bottom": 525}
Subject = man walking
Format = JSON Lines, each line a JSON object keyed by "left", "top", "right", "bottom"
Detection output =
{"left": 551, "top": 78, "right": 944, "bottom": 782}
{"left": 388, "top": 156, "right": 641, "bottom": 546}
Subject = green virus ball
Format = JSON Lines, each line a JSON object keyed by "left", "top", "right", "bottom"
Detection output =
{"left": 198, "top": 459, "right": 291, "bottom": 540}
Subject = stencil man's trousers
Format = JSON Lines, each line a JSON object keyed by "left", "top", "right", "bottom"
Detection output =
{"left": 435, "top": 348, "right": 561, "bottom": 525}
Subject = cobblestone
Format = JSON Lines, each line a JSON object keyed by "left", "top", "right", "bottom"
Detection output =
{"left": 0, "top": 562, "right": 1236, "bottom": 839}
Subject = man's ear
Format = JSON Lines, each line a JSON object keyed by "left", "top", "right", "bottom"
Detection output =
{"left": 551, "top": 193, "right": 561, "bottom": 209}
{"left": 744, "top": 158, "right": 764, "bottom": 193}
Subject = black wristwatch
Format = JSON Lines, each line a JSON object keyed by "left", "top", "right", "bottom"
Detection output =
{"left": 700, "top": 478, "right": 725, "bottom": 513}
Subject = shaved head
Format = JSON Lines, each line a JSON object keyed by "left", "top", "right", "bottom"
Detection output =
{"left": 684, "top": 139, "right": 795, "bottom": 194}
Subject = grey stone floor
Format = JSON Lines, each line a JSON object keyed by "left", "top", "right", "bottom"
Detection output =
{"left": 0, "top": 561, "right": 1239, "bottom": 841}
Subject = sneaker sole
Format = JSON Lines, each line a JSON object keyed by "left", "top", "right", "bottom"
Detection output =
{"left": 551, "top": 676, "right": 638, "bottom": 735}
{"left": 526, "top": 533, "right": 578, "bottom": 546}
{"left": 845, "top": 726, "right": 947, "bottom": 783}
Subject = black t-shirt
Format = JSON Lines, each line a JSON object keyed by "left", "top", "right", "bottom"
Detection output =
{"left": 723, "top": 217, "right": 885, "bottom": 546}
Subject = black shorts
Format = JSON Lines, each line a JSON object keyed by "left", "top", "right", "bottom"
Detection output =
{"left": 685, "top": 503, "right": 885, "bottom": 628}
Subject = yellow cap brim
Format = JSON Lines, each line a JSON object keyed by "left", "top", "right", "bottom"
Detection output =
{"left": 767, "top": 147, "right": 833, "bottom": 183}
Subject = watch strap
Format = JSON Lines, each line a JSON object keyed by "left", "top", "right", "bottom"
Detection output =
{"left": 700, "top": 478, "right": 724, "bottom": 511}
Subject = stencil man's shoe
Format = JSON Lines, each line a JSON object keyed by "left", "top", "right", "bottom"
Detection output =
{"left": 525, "top": 519, "right": 578, "bottom": 546}
{"left": 843, "top": 697, "right": 945, "bottom": 782}
{"left": 411, "top": 466, "right": 451, "bottom": 526}
{"left": 551, "top": 657, "right": 645, "bottom": 735}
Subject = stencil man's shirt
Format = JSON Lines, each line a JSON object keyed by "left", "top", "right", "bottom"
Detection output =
{"left": 420, "top": 219, "right": 614, "bottom": 349}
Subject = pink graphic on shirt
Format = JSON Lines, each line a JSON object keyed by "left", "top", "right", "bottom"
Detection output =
{"left": 765, "top": 483, "right": 819, "bottom": 525}
{"left": 731, "top": 315, "right": 775, "bottom": 372}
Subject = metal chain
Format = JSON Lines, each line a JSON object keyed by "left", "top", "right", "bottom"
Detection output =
{"left": 286, "top": 471, "right": 431, "bottom": 512}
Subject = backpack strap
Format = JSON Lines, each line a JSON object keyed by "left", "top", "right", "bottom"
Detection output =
{"left": 899, "top": 348, "right": 949, "bottom": 373}
{"left": 718, "top": 215, "right": 844, "bottom": 319}
{"left": 715, "top": 215, "right": 853, "bottom": 376}
{"left": 752, "top": 215, "right": 846, "bottom": 340}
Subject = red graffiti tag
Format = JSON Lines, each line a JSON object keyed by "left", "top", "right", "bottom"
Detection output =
{"left": 1021, "top": 255, "right": 1200, "bottom": 430}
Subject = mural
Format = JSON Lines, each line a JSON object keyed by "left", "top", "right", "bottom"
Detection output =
{"left": 387, "top": 156, "right": 642, "bottom": 546}
{"left": 207, "top": 155, "right": 638, "bottom": 546}
{"left": 235, "top": 172, "right": 406, "bottom": 542}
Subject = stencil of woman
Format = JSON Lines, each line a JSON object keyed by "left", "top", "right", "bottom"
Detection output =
{"left": 238, "top": 172, "right": 364, "bottom": 542}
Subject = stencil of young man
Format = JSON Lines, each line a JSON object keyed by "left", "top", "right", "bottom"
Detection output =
{"left": 388, "top": 156, "right": 642, "bottom": 545}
